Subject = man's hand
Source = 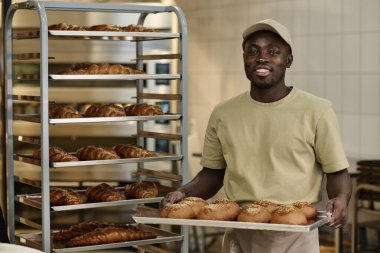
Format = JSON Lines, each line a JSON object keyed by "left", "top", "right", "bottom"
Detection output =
{"left": 160, "top": 191, "right": 186, "bottom": 209}
{"left": 326, "top": 195, "right": 349, "bottom": 229}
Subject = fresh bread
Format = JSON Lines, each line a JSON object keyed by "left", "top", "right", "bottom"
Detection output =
{"left": 270, "top": 205, "right": 307, "bottom": 225}
{"left": 254, "top": 200, "right": 279, "bottom": 213}
{"left": 76, "top": 146, "right": 120, "bottom": 160}
{"left": 124, "top": 104, "right": 164, "bottom": 116}
{"left": 65, "top": 225, "right": 156, "bottom": 247}
{"left": 180, "top": 197, "right": 208, "bottom": 216}
{"left": 49, "top": 104, "right": 82, "bottom": 118}
{"left": 237, "top": 204, "right": 272, "bottom": 223}
{"left": 52, "top": 221, "right": 110, "bottom": 241}
{"left": 49, "top": 23, "right": 158, "bottom": 32}
{"left": 124, "top": 181, "right": 158, "bottom": 199}
{"left": 48, "top": 23, "right": 84, "bottom": 31}
{"left": 32, "top": 146, "right": 78, "bottom": 162}
{"left": 50, "top": 187, "right": 84, "bottom": 206}
{"left": 60, "top": 64, "right": 144, "bottom": 75}
{"left": 197, "top": 199, "right": 240, "bottom": 221}
{"left": 160, "top": 202, "right": 195, "bottom": 219}
{"left": 292, "top": 201, "right": 318, "bottom": 220}
{"left": 84, "top": 104, "right": 126, "bottom": 117}
{"left": 113, "top": 144, "right": 157, "bottom": 158}
{"left": 86, "top": 183, "right": 124, "bottom": 202}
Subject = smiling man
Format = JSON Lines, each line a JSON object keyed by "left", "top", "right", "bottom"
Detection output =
{"left": 161, "top": 19, "right": 352, "bottom": 252}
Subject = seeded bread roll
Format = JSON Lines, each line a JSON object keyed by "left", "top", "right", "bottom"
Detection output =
{"left": 254, "top": 200, "right": 278, "bottom": 213}
{"left": 270, "top": 205, "right": 307, "bottom": 225}
{"left": 197, "top": 199, "right": 240, "bottom": 221}
{"left": 180, "top": 197, "right": 208, "bottom": 216}
{"left": 160, "top": 202, "right": 195, "bottom": 219}
{"left": 237, "top": 204, "right": 272, "bottom": 223}
{"left": 292, "top": 201, "right": 317, "bottom": 220}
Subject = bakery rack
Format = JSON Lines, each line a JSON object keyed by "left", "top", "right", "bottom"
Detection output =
{"left": 5, "top": 1, "right": 188, "bottom": 252}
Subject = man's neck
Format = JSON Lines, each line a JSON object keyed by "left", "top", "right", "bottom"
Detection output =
{"left": 250, "top": 85, "right": 292, "bottom": 103}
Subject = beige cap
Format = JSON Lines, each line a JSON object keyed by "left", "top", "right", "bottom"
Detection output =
{"left": 242, "top": 19, "right": 292, "bottom": 50}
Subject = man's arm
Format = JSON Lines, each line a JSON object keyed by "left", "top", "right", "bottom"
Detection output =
{"left": 325, "top": 168, "right": 352, "bottom": 228}
{"left": 160, "top": 167, "right": 225, "bottom": 207}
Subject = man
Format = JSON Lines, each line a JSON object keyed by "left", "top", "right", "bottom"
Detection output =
{"left": 161, "top": 19, "right": 352, "bottom": 252}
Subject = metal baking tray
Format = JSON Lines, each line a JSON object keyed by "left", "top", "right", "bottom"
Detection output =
{"left": 13, "top": 30, "right": 180, "bottom": 41}
{"left": 16, "top": 73, "right": 180, "bottom": 81}
{"left": 14, "top": 114, "right": 182, "bottom": 124}
{"left": 14, "top": 154, "right": 183, "bottom": 168}
{"left": 16, "top": 224, "right": 183, "bottom": 253}
{"left": 16, "top": 185, "right": 174, "bottom": 211}
{"left": 133, "top": 210, "right": 330, "bottom": 233}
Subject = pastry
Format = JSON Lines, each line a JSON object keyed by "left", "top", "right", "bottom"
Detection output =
{"left": 124, "top": 104, "right": 164, "bottom": 116}
{"left": 32, "top": 146, "right": 78, "bottom": 162}
{"left": 49, "top": 104, "right": 82, "bottom": 118}
{"left": 113, "top": 144, "right": 157, "bottom": 158}
{"left": 76, "top": 146, "right": 120, "bottom": 160}
{"left": 84, "top": 104, "right": 126, "bottom": 117}
{"left": 60, "top": 64, "right": 144, "bottom": 75}
{"left": 50, "top": 187, "right": 84, "bottom": 206}
{"left": 86, "top": 183, "right": 124, "bottom": 202}
{"left": 124, "top": 181, "right": 158, "bottom": 199}
{"left": 52, "top": 221, "right": 110, "bottom": 241}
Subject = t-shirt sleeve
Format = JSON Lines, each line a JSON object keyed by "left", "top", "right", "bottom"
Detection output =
{"left": 200, "top": 108, "right": 227, "bottom": 169}
{"left": 315, "top": 106, "right": 349, "bottom": 173}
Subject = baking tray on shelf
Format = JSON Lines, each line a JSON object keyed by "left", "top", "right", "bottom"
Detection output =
{"left": 14, "top": 153, "right": 183, "bottom": 168}
{"left": 16, "top": 73, "right": 180, "bottom": 81}
{"left": 16, "top": 185, "right": 174, "bottom": 211}
{"left": 14, "top": 114, "right": 182, "bottom": 124}
{"left": 133, "top": 210, "right": 330, "bottom": 233}
{"left": 16, "top": 224, "right": 183, "bottom": 253}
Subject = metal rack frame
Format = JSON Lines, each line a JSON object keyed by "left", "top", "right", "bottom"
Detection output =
{"left": 4, "top": 1, "right": 188, "bottom": 252}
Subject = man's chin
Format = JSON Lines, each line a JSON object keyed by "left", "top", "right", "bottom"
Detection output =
{"left": 252, "top": 83, "right": 273, "bottom": 90}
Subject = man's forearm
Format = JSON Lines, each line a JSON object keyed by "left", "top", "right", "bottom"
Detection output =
{"left": 326, "top": 169, "right": 352, "bottom": 205}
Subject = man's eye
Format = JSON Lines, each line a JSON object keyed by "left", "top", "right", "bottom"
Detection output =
{"left": 269, "top": 49, "right": 280, "bottom": 55}
{"left": 246, "top": 49, "right": 258, "bottom": 56}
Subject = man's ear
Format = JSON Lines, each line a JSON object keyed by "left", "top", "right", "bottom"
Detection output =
{"left": 286, "top": 54, "right": 293, "bottom": 68}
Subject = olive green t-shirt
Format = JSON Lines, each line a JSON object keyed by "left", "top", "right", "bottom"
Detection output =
{"left": 200, "top": 87, "right": 349, "bottom": 205}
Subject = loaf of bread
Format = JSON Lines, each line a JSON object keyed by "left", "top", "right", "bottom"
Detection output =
{"left": 270, "top": 205, "right": 307, "bottom": 225}
{"left": 86, "top": 183, "right": 125, "bottom": 202}
{"left": 124, "top": 181, "right": 158, "bottom": 199}
{"left": 52, "top": 221, "right": 110, "bottom": 241}
{"left": 84, "top": 104, "right": 126, "bottom": 117}
{"left": 237, "top": 204, "right": 272, "bottom": 223}
{"left": 124, "top": 104, "right": 164, "bottom": 116}
{"left": 48, "top": 23, "right": 85, "bottom": 31}
{"left": 254, "top": 200, "right": 279, "bottom": 213}
{"left": 60, "top": 64, "right": 145, "bottom": 75}
{"left": 160, "top": 202, "right": 195, "bottom": 219}
{"left": 49, "top": 104, "right": 82, "bottom": 119}
{"left": 180, "top": 197, "right": 208, "bottom": 216}
{"left": 113, "top": 144, "right": 157, "bottom": 158}
{"left": 197, "top": 199, "right": 240, "bottom": 221}
{"left": 50, "top": 187, "right": 84, "bottom": 206}
{"left": 292, "top": 201, "right": 317, "bottom": 220}
{"left": 76, "top": 146, "right": 120, "bottom": 160}
{"left": 65, "top": 225, "right": 156, "bottom": 247}
{"left": 32, "top": 146, "right": 78, "bottom": 162}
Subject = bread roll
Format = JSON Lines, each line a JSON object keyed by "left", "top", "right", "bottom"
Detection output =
{"left": 124, "top": 181, "right": 158, "bottom": 199}
{"left": 60, "top": 64, "right": 144, "bottom": 75}
{"left": 86, "top": 183, "right": 124, "bottom": 202}
{"left": 76, "top": 146, "right": 120, "bottom": 160}
{"left": 84, "top": 104, "right": 126, "bottom": 117}
{"left": 197, "top": 199, "right": 240, "bottom": 221}
{"left": 180, "top": 197, "right": 208, "bottom": 216}
{"left": 32, "top": 146, "right": 78, "bottom": 162}
{"left": 254, "top": 200, "right": 278, "bottom": 213}
{"left": 52, "top": 221, "right": 110, "bottom": 241}
{"left": 49, "top": 104, "right": 82, "bottom": 118}
{"left": 237, "top": 204, "right": 272, "bottom": 223}
{"left": 113, "top": 144, "right": 157, "bottom": 158}
{"left": 292, "top": 201, "right": 317, "bottom": 220}
{"left": 160, "top": 202, "right": 195, "bottom": 219}
{"left": 124, "top": 104, "right": 164, "bottom": 116}
{"left": 50, "top": 187, "right": 84, "bottom": 206}
{"left": 270, "top": 205, "right": 307, "bottom": 225}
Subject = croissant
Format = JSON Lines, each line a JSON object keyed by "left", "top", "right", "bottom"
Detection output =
{"left": 65, "top": 226, "right": 156, "bottom": 247}
{"left": 60, "top": 64, "right": 145, "bottom": 75}
{"left": 52, "top": 221, "right": 110, "bottom": 241}
{"left": 86, "top": 183, "right": 124, "bottom": 202}
{"left": 49, "top": 104, "right": 82, "bottom": 119}
{"left": 76, "top": 146, "right": 120, "bottom": 160}
{"left": 124, "top": 104, "right": 164, "bottom": 116}
{"left": 124, "top": 181, "right": 158, "bottom": 199}
{"left": 113, "top": 144, "right": 157, "bottom": 158}
{"left": 84, "top": 104, "right": 126, "bottom": 117}
{"left": 48, "top": 23, "right": 85, "bottom": 31}
{"left": 32, "top": 146, "right": 78, "bottom": 162}
{"left": 50, "top": 187, "right": 84, "bottom": 206}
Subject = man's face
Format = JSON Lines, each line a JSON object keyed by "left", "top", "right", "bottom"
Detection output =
{"left": 243, "top": 30, "right": 293, "bottom": 89}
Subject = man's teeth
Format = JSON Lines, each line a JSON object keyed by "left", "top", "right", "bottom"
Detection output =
{"left": 256, "top": 69, "right": 269, "bottom": 73}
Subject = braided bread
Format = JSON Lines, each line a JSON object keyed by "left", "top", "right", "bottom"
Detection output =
{"left": 52, "top": 221, "right": 110, "bottom": 241}
{"left": 113, "top": 144, "right": 157, "bottom": 158}
{"left": 65, "top": 225, "right": 156, "bottom": 247}
{"left": 124, "top": 104, "right": 164, "bottom": 116}
{"left": 86, "top": 183, "right": 124, "bottom": 202}
{"left": 49, "top": 104, "right": 82, "bottom": 119}
{"left": 76, "top": 146, "right": 120, "bottom": 161}
{"left": 124, "top": 181, "right": 158, "bottom": 199}
{"left": 32, "top": 146, "right": 78, "bottom": 162}
{"left": 84, "top": 104, "right": 126, "bottom": 117}
{"left": 60, "top": 64, "right": 145, "bottom": 75}
{"left": 50, "top": 187, "right": 84, "bottom": 206}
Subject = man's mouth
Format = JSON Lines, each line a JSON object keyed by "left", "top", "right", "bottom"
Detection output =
{"left": 255, "top": 68, "right": 270, "bottom": 77}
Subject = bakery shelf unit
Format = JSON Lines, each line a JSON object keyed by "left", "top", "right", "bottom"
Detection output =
{"left": 4, "top": 1, "right": 188, "bottom": 252}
